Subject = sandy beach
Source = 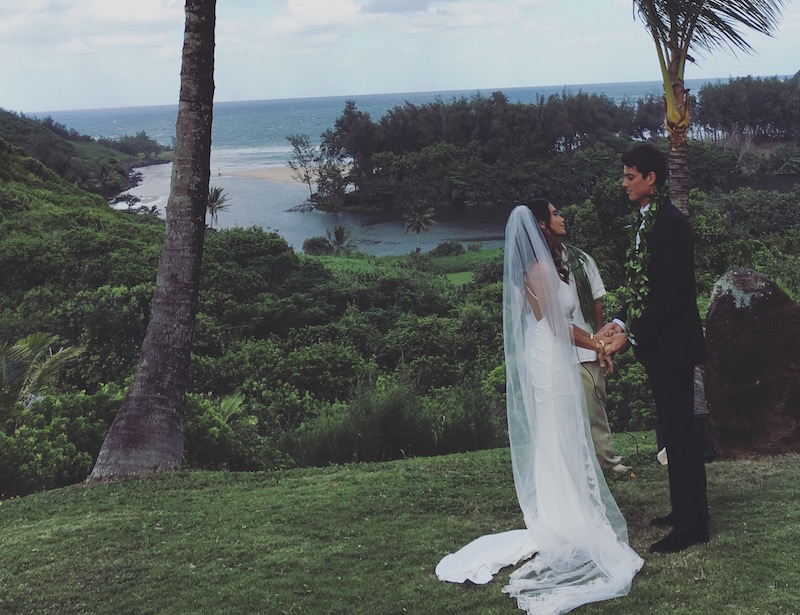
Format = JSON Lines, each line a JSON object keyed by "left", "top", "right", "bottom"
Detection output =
{"left": 231, "top": 166, "right": 303, "bottom": 184}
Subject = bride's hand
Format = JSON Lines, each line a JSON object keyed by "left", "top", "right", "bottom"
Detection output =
{"left": 595, "top": 342, "right": 613, "bottom": 373}
{"left": 602, "top": 352, "right": 614, "bottom": 374}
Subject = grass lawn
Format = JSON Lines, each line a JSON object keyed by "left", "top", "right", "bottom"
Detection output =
{"left": 2, "top": 433, "right": 799, "bottom": 614}
{"left": 445, "top": 271, "right": 474, "bottom": 285}
{"left": 429, "top": 247, "right": 502, "bottom": 274}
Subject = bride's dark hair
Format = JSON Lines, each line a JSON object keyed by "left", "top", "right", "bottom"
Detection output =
{"left": 525, "top": 198, "right": 569, "bottom": 283}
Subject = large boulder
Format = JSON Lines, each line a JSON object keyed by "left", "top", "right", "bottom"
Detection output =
{"left": 705, "top": 269, "right": 800, "bottom": 458}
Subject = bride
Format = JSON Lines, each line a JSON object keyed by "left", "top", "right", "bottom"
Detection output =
{"left": 436, "top": 204, "right": 643, "bottom": 614}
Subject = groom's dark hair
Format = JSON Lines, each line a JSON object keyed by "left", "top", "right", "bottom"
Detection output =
{"left": 622, "top": 144, "right": 667, "bottom": 187}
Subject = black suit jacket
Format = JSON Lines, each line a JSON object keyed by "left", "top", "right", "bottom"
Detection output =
{"left": 622, "top": 199, "right": 707, "bottom": 368}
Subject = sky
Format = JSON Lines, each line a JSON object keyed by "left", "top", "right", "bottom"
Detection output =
{"left": 1, "top": 0, "right": 798, "bottom": 113}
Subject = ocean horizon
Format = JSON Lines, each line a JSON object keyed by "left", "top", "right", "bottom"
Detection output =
{"left": 38, "top": 78, "right": 729, "bottom": 255}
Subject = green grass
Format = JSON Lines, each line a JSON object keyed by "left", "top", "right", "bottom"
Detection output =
{"left": 2, "top": 433, "right": 799, "bottom": 614}
{"left": 428, "top": 247, "right": 502, "bottom": 274}
{"left": 445, "top": 271, "right": 474, "bottom": 285}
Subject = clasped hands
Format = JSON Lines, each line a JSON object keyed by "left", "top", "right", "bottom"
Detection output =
{"left": 592, "top": 322, "right": 629, "bottom": 374}
{"left": 597, "top": 322, "right": 630, "bottom": 356}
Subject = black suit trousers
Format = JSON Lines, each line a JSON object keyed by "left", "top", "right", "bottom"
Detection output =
{"left": 645, "top": 364, "right": 708, "bottom": 532}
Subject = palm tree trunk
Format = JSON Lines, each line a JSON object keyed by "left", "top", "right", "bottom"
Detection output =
{"left": 90, "top": 0, "right": 216, "bottom": 480}
{"left": 664, "top": 63, "right": 691, "bottom": 216}
{"left": 668, "top": 121, "right": 690, "bottom": 216}
{"left": 664, "top": 68, "right": 691, "bottom": 216}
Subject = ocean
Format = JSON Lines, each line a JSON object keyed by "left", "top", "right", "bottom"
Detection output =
{"left": 40, "top": 79, "right": 716, "bottom": 255}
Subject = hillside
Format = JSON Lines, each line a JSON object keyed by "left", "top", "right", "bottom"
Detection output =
{"left": 0, "top": 108, "right": 168, "bottom": 198}
{"left": 0, "top": 137, "right": 164, "bottom": 338}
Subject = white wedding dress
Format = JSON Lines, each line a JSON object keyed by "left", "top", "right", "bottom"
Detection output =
{"left": 436, "top": 206, "right": 643, "bottom": 614}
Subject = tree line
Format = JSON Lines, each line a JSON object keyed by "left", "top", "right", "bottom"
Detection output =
{"left": 294, "top": 74, "right": 800, "bottom": 212}
{"left": 695, "top": 74, "right": 800, "bottom": 141}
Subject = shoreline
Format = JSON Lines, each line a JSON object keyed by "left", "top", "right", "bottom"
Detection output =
{"left": 229, "top": 166, "right": 304, "bottom": 184}
{"left": 130, "top": 162, "right": 305, "bottom": 185}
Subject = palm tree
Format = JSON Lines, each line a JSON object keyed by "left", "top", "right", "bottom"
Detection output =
{"left": 325, "top": 225, "right": 356, "bottom": 255}
{"left": 90, "top": 0, "right": 216, "bottom": 480}
{"left": 0, "top": 333, "right": 82, "bottom": 413}
{"left": 404, "top": 201, "right": 437, "bottom": 253}
{"left": 207, "top": 185, "right": 230, "bottom": 228}
{"left": 633, "top": 0, "right": 788, "bottom": 214}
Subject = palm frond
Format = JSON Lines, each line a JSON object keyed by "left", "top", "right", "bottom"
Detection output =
{"left": 634, "top": 0, "right": 788, "bottom": 56}
{"left": 22, "top": 346, "right": 84, "bottom": 406}
{"left": 1, "top": 334, "right": 82, "bottom": 412}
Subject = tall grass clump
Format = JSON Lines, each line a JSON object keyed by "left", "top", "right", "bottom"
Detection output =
{"left": 281, "top": 373, "right": 435, "bottom": 465}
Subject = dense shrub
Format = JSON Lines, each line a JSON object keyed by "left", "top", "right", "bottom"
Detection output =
{"left": 605, "top": 354, "right": 656, "bottom": 432}
{"left": 189, "top": 337, "right": 283, "bottom": 397}
{"left": 278, "top": 341, "right": 367, "bottom": 402}
{"left": 302, "top": 236, "right": 334, "bottom": 255}
{"left": 0, "top": 421, "right": 92, "bottom": 497}
{"left": 280, "top": 375, "right": 436, "bottom": 466}
{"left": 183, "top": 393, "right": 290, "bottom": 471}
{"left": 379, "top": 314, "right": 467, "bottom": 390}
{"left": 202, "top": 227, "right": 300, "bottom": 301}
{"left": 241, "top": 380, "right": 328, "bottom": 436}
{"left": 59, "top": 284, "right": 153, "bottom": 392}
{"left": 0, "top": 387, "right": 123, "bottom": 496}
{"left": 430, "top": 240, "right": 466, "bottom": 256}
{"left": 427, "top": 378, "right": 504, "bottom": 454}
{"left": 470, "top": 258, "right": 503, "bottom": 286}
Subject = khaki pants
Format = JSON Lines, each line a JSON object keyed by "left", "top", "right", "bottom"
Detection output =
{"left": 581, "top": 360, "right": 622, "bottom": 470}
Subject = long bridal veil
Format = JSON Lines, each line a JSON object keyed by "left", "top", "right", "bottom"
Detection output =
{"left": 435, "top": 205, "right": 642, "bottom": 614}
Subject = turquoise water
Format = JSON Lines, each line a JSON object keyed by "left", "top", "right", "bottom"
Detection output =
{"left": 39, "top": 79, "right": 718, "bottom": 255}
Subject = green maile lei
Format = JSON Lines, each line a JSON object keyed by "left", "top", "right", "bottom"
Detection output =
{"left": 623, "top": 183, "right": 668, "bottom": 343}
{"left": 564, "top": 244, "right": 595, "bottom": 330}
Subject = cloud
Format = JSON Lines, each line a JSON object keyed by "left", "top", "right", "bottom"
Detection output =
{"left": 361, "top": 0, "right": 433, "bottom": 13}
{"left": 273, "top": 0, "right": 362, "bottom": 37}
{"left": 395, "top": 1, "right": 522, "bottom": 35}
{"left": 68, "top": 0, "right": 183, "bottom": 25}
{"left": 0, "top": 0, "right": 182, "bottom": 54}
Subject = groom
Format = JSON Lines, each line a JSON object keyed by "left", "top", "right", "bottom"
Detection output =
{"left": 602, "top": 144, "right": 709, "bottom": 554}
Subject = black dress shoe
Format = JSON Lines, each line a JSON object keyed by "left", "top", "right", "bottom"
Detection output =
{"left": 649, "top": 512, "right": 675, "bottom": 527}
{"left": 649, "top": 528, "right": 709, "bottom": 554}
{"left": 650, "top": 510, "right": 710, "bottom": 528}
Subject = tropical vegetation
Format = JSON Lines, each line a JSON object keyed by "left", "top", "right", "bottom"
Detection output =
{"left": 1, "top": 72, "right": 799, "bottom": 497}
{"left": 0, "top": 333, "right": 82, "bottom": 413}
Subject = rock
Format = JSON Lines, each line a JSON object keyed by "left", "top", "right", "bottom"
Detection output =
{"left": 705, "top": 269, "right": 800, "bottom": 458}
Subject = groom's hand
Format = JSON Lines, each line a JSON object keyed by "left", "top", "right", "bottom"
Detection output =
{"left": 604, "top": 331, "right": 629, "bottom": 356}
{"left": 597, "top": 322, "right": 622, "bottom": 337}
